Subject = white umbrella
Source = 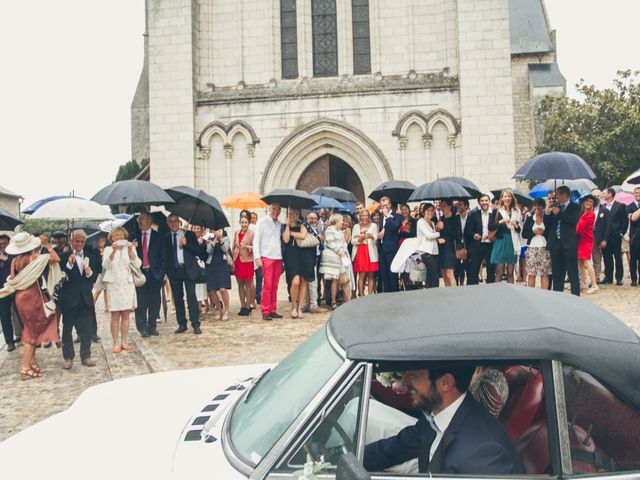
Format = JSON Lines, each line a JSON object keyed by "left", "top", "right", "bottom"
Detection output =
{"left": 30, "top": 197, "right": 115, "bottom": 220}
{"left": 622, "top": 169, "right": 640, "bottom": 192}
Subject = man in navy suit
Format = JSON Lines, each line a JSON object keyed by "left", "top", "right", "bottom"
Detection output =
{"left": 627, "top": 186, "right": 640, "bottom": 286}
{"left": 592, "top": 190, "right": 610, "bottom": 283}
{"left": 467, "top": 194, "right": 496, "bottom": 285}
{"left": 377, "top": 196, "right": 402, "bottom": 292}
{"left": 364, "top": 366, "right": 523, "bottom": 475}
{"left": 602, "top": 187, "right": 628, "bottom": 285}
{"left": 134, "top": 212, "right": 166, "bottom": 337}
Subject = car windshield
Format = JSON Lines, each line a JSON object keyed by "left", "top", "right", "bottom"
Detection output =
{"left": 228, "top": 327, "right": 343, "bottom": 467}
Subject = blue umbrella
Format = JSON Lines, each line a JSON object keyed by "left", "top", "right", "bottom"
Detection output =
{"left": 513, "top": 152, "right": 596, "bottom": 181}
{"left": 310, "top": 195, "right": 345, "bottom": 210}
{"left": 22, "top": 195, "right": 83, "bottom": 215}
{"left": 528, "top": 178, "right": 597, "bottom": 198}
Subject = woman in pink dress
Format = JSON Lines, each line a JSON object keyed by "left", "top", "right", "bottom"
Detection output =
{"left": 232, "top": 216, "right": 255, "bottom": 316}
{"left": 577, "top": 195, "right": 598, "bottom": 293}
{"left": 351, "top": 210, "right": 379, "bottom": 297}
{"left": 0, "top": 233, "right": 61, "bottom": 380}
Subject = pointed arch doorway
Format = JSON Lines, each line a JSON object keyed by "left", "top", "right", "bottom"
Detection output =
{"left": 296, "top": 154, "right": 365, "bottom": 203}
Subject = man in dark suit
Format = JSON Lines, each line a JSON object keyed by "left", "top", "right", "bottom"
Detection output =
{"left": 58, "top": 230, "right": 101, "bottom": 368}
{"left": 627, "top": 186, "right": 640, "bottom": 286}
{"left": 134, "top": 212, "right": 166, "bottom": 337}
{"left": 544, "top": 186, "right": 581, "bottom": 296}
{"left": 592, "top": 191, "right": 610, "bottom": 283}
{"left": 602, "top": 187, "right": 628, "bottom": 285}
{"left": 164, "top": 214, "right": 206, "bottom": 334}
{"left": 0, "top": 234, "right": 16, "bottom": 352}
{"left": 454, "top": 200, "right": 472, "bottom": 285}
{"left": 377, "top": 196, "right": 402, "bottom": 292}
{"left": 364, "top": 366, "right": 523, "bottom": 475}
{"left": 467, "top": 194, "right": 496, "bottom": 285}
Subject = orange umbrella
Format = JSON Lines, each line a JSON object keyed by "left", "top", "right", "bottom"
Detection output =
{"left": 367, "top": 202, "right": 380, "bottom": 213}
{"left": 222, "top": 192, "right": 267, "bottom": 209}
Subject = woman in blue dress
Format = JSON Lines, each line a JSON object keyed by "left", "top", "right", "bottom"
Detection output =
{"left": 489, "top": 189, "right": 522, "bottom": 283}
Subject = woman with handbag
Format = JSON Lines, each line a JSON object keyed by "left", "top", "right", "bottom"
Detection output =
{"left": 101, "top": 227, "right": 141, "bottom": 353}
{"left": 232, "top": 216, "right": 255, "bottom": 316}
{"left": 351, "top": 209, "right": 379, "bottom": 297}
{"left": 282, "top": 208, "right": 316, "bottom": 318}
{"left": 206, "top": 229, "right": 232, "bottom": 321}
{"left": 319, "top": 213, "right": 352, "bottom": 309}
{"left": 416, "top": 203, "right": 441, "bottom": 288}
{"left": 0, "top": 233, "right": 61, "bottom": 380}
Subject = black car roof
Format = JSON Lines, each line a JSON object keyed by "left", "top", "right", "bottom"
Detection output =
{"left": 328, "top": 284, "right": 640, "bottom": 406}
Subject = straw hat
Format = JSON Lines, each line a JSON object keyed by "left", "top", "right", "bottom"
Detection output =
{"left": 6, "top": 232, "right": 41, "bottom": 255}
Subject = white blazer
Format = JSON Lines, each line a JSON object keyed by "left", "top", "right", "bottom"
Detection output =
{"left": 416, "top": 218, "right": 440, "bottom": 255}
{"left": 350, "top": 222, "right": 379, "bottom": 263}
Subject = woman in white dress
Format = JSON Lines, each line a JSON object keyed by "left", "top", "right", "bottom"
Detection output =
{"left": 102, "top": 227, "right": 140, "bottom": 353}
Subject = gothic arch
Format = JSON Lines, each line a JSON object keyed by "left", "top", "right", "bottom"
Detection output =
{"left": 392, "top": 108, "right": 461, "bottom": 139}
{"left": 260, "top": 118, "right": 393, "bottom": 195}
{"left": 197, "top": 120, "right": 260, "bottom": 149}
{"left": 425, "top": 109, "right": 460, "bottom": 136}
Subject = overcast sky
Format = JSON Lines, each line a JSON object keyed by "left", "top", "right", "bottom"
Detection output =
{"left": 1, "top": 0, "right": 638, "bottom": 208}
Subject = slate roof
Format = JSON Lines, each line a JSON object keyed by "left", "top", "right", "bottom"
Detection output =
{"left": 529, "top": 63, "right": 566, "bottom": 88}
{"left": 510, "top": 0, "right": 554, "bottom": 55}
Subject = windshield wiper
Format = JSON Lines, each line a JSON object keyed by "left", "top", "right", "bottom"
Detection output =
{"left": 243, "top": 367, "right": 271, "bottom": 403}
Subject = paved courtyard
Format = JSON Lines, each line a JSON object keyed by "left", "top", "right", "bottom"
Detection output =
{"left": 0, "top": 279, "right": 638, "bottom": 442}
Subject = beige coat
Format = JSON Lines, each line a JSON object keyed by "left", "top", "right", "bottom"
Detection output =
{"left": 350, "top": 222, "right": 379, "bottom": 262}
{"left": 232, "top": 228, "right": 254, "bottom": 263}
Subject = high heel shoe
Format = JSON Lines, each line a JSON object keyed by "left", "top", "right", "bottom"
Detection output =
{"left": 20, "top": 368, "right": 41, "bottom": 380}
{"left": 30, "top": 363, "right": 43, "bottom": 374}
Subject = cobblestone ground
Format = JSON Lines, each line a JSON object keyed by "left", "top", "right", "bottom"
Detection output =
{"left": 0, "top": 278, "right": 638, "bottom": 441}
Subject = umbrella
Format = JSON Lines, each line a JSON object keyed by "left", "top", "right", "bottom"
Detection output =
{"left": 439, "top": 176, "right": 482, "bottom": 198}
{"left": 121, "top": 211, "right": 168, "bottom": 240}
{"left": 92, "top": 180, "right": 175, "bottom": 207}
{"left": 0, "top": 208, "right": 22, "bottom": 231}
{"left": 22, "top": 195, "right": 84, "bottom": 215}
{"left": 368, "top": 180, "right": 417, "bottom": 204}
{"left": 165, "top": 186, "right": 229, "bottom": 230}
{"left": 408, "top": 180, "right": 472, "bottom": 202}
{"left": 30, "top": 197, "right": 115, "bottom": 220}
{"left": 311, "top": 186, "right": 357, "bottom": 203}
{"left": 85, "top": 230, "right": 109, "bottom": 249}
{"left": 73, "top": 221, "right": 100, "bottom": 235}
{"left": 490, "top": 188, "right": 534, "bottom": 208}
{"left": 623, "top": 169, "right": 640, "bottom": 186}
{"left": 615, "top": 191, "right": 634, "bottom": 206}
{"left": 513, "top": 151, "right": 596, "bottom": 181}
{"left": 528, "top": 178, "right": 597, "bottom": 199}
{"left": 367, "top": 202, "right": 380, "bottom": 213}
{"left": 222, "top": 192, "right": 267, "bottom": 210}
{"left": 310, "top": 195, "right": 345, "bottom": 210}
{"left": 262, "top": 189, "right": 317, "bottom": 210}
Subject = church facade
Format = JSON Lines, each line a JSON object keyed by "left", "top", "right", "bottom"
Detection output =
{"left": 132, "top": 0, "right": 565, "bottom": 203}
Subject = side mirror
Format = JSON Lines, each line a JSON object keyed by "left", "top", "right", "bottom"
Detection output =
{"left": 336, "top": 453, "right": 370, "bottom": 480}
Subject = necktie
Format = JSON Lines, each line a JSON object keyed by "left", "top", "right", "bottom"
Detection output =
{"left": 172, "top": 233, "right": 179, "bottom": 268}
{"left": 418, "top": 413, "right": 438, "bottom": 473}
{"left": 423, "top": 411, "right": 440, "bottom": 433}
{"left": 556, "top": 204, "right": 565, "bottom": 239}
{"left": 142, "top": 232, "right": 149, "bottom": 268}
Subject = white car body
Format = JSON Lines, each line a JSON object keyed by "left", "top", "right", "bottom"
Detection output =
{"left": 0, "top": 364, "right": 267, "bottom": 479}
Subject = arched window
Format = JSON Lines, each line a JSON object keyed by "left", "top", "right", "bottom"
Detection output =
{"left": 281, "top": 0, "right": 298, "bottom": 79}
{"left": 312, "top": 0, "right": 338, "bottom": 77}
{"left": 352, "top": 0, "right": 370, "bottom": 74}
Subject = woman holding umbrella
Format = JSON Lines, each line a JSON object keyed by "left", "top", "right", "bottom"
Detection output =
{"left": 490, "top": 190, "right": 522, "bottom": 283}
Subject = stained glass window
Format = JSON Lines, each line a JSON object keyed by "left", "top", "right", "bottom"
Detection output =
{"left": 281, "top": 0, "right": 298, "bottom": 79}
{"left": 312, "top": 0, "right": 338, "bottom": 77}
{"left": 352, "top": 0, "right": 370, "bottom": 74}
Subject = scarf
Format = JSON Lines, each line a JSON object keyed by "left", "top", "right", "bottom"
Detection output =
{"left": 0, "top": 254, "right": 62, "bottom": 298}
{"left": 499, "top": 208, "right": 522, "bottom": 255}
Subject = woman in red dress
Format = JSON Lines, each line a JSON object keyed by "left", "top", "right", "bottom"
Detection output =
{"left": 351, "top": 210, "right": 379, "bottom": 297}
{"left": 577, "top": 195, "right": 598, "bottom": 293}
{"left": 232, "top": 216, "right": 255, "bottom": 316}
{"left": 0, "top": 233, "right": 61, "bottom": 380}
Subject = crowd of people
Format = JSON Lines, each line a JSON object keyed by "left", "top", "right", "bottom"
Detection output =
{"left": 1, "top": 184, "right": 639, "bottom": 379}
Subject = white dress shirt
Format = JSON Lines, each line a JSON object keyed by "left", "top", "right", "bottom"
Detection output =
{"left": 429, "top": 392, "right": 467, "bottom": 461}
{"left": 67, "top": 250, "right": 90, "bottom": 276}
{"left": 253, "top": 215, "right": 283, "bottom": 260}
{"left": 481, "top": 210, "right": 491, "bottom": 242}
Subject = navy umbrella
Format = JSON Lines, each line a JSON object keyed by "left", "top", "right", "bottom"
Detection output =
{"left": 513, "top": 152, "right": 596, "bottom": 181}
{"left": 165, "top": 186, "right": 229, "bottom": 230}
{"left": 528, "top": 178, "right": 597, "bottom": 199}
{"left": 92, "top": 180, "right": 175, "bottom": 207}
{"left": 439, "top": 176, "right": 482, "bottom": 198}
{"left": 312, "top": 186, "right": 357, "bottom": 203}
{"left": 310, "top": 195, "right": 345, "bottom": 211}
{"left": 0, "top": 208, "right": 22, "bottom": 231}
{"left": 408, "top": 180, "right": 472, "bottom": 202}
{"left": 262, "top": 189, "right": 317, "bottom": 210}
{"left": 368, "top": 180, "right": 417, "bottom": 204}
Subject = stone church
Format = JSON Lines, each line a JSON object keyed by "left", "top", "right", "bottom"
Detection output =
{"left": 132, "top": 0, "right": 565, "bottom": 204}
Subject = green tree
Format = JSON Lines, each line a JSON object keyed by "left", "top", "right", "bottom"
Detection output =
{"left": 20, "top": 218, "right": 68, "bottom": 237}
{"left": 537, "top": 70, "right": 640, "bottom": 187}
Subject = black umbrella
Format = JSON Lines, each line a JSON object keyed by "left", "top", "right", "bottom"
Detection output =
{"left": 262, "top": 189, "right": 317, "bottom": 210}
{"left": 73, "top": 221, "right": 100, "bottom": 235}
{"left": 165, "top": 186, "right": 229, "bottom": 230}
{"left": 92, "top": 180, "right": 176, "bottom": 207}
{"left": 121, "top": 211, "right": 169, "bottom": 240}
{"left": 408, "top": 180, "right": 472, "bottom": 202}
{"left": 85, "top": 230, "right": 109, "bottom": 249}
{"left": 490, "top": 188, "right": 534, "bottom": 208}
{"left": 368, "top": 180, "right": 417, "bottom": 204}
{"left": 0, "top": 208, "right": 22, "bottom": 231}
{"left": 311, "top": 186, "right": 357, "bottom": 203}
{"left": 439, "top": 176, "right": 482, "bottom": 198}
{"left": 513, "top": 152, "right": 596, "bottom": 181}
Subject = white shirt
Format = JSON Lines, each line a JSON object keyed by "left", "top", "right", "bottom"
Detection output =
{"left": 429, "top": 392, "right": 467, "bottom": 461}
{"left": 170, "top": 229, "right": 185, "bottom": 265}
{"left": 67, "top": 250, "right": 90, "bottom": 276}
{"left": 481, "top": 209, "right": 491, "bottom": 242}
{"left": 253, "top": 215, "right": 283, "bottom": 260}
{"left": 529, "top": 217, "right": 547, "bottom": 248}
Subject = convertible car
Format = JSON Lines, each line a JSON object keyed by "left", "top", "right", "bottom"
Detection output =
{"left": 1, "top": 284, "right": 639, "bottom": 479}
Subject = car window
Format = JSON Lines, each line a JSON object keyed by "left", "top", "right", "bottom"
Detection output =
{"left": 282, "top": 369, "right": 366, "bottom": 472}
{"left": 229, "top": 327, "right": 343, "bottom": 467}
{"left": 562, "top": 365, "right": 640, "bottom": 475}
